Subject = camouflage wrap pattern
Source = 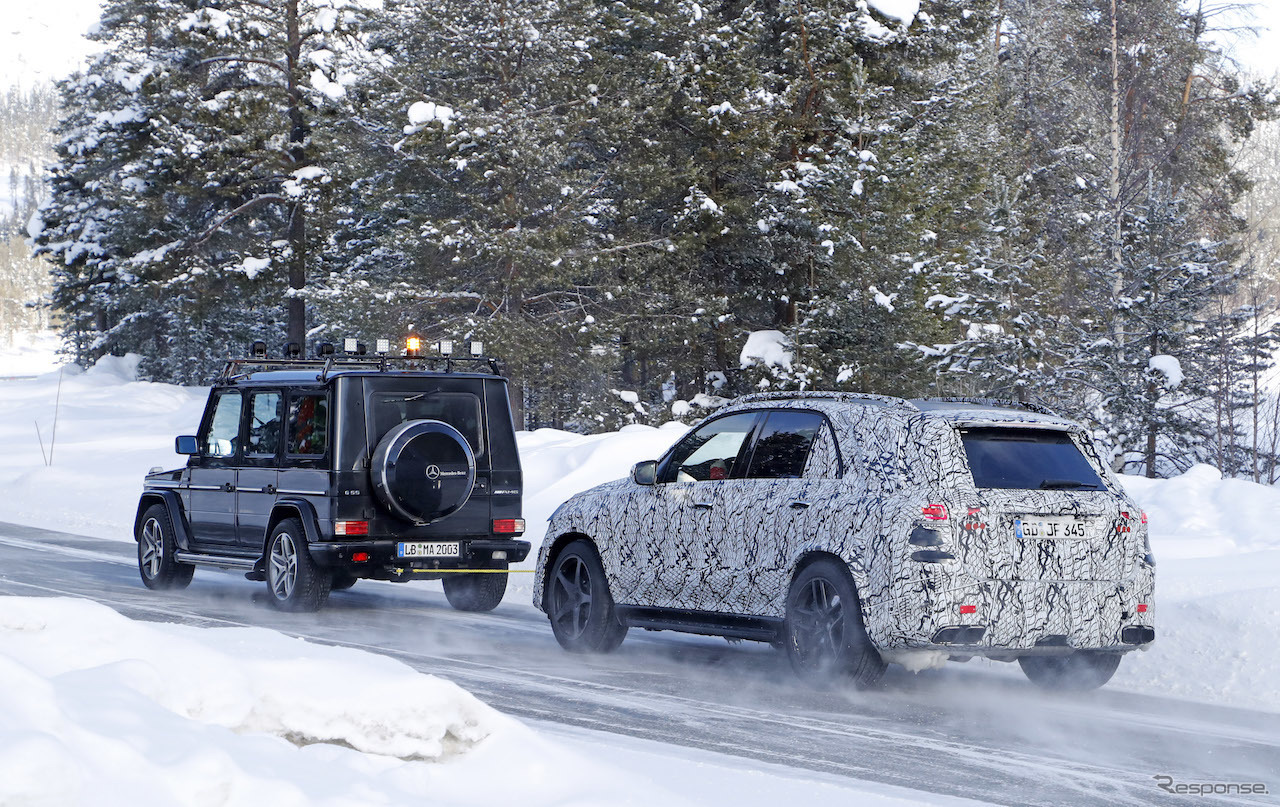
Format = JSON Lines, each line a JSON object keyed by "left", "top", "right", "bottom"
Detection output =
{"left": 534, "top": 395, "right": 1155, "bottom": 656}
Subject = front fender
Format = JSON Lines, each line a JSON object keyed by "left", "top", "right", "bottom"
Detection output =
{"left": 134, "top": 491, "right": 193, "bottom": 552}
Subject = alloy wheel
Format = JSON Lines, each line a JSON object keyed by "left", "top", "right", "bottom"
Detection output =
{"left": 550, "top": 556, "right": 593, "bottom": 639}
{"left": 140, "top": 518, "right": 163, "bottom": 579}
{"left": 791, "top": 577, "right": 845, "bottom": 668}
{"left": 270, "top": 531, "right": 299, "bottom": 600}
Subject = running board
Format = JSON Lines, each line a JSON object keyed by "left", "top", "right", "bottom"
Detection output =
{"left": 615, "top": 605, "right": 784, "bottom": 643}
{"left": 174, "top": 551, "right": 259, "bottom": 570}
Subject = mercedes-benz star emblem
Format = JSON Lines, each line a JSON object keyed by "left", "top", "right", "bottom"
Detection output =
{"left": 425, "top": 464, "right": 441, "bottom": 480}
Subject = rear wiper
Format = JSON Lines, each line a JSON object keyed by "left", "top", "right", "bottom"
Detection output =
{"left": 1039, "top": 479, "right": 1099, "bottom": 490}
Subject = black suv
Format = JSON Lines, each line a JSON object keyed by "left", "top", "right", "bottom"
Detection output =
{"left": 134, "top": 343, "right": 528, "bottom": 612}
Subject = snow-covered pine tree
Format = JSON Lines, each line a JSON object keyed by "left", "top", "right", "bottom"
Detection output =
{"left": 1051, "top": 0, "right": 1274, "bottom": 475}
{"left": 34, "top": 0, "right": 366, "bottom": 381}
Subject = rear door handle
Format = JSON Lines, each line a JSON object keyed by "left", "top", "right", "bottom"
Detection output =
{"left": 262, "top": 484, "right": 277, "bottom": 494}
{"left": 222, "top": 482, "right": 235, "bottom": 492}
{"left": 789, "top": 500, "right": 811, "bottom": 510}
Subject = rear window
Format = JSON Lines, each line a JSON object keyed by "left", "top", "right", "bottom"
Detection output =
{"left": 370, "top": 390, "right": 484, "bottom": 459}
{"left": 960, "top": 428, "right": 1105, "bottom": 491}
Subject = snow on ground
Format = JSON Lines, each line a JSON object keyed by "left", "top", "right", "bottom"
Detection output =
{"left": 1, "top": 346, "right": 1279, "bottom": 716}
{"left": 0, "top": 596, "right": 986, "bottom": 807}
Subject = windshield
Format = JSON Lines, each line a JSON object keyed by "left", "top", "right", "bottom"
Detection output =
{"left": 960, "top": 427, "right": 1106, "bottom": 491}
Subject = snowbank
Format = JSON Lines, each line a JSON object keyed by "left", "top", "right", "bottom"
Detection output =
{"left": 0, "top": 596, "right": 682, "bottom": 807}
{"left": 0, "top": 597, "right": 988, "bottom": 807}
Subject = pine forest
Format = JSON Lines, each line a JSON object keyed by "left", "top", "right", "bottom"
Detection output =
{"left": 16, "top": 0, "right": 1280, "bottom": 478}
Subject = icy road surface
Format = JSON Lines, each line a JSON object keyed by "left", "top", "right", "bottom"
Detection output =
{"left": 0, "top": 522, "right": 1276, "bottom": 807}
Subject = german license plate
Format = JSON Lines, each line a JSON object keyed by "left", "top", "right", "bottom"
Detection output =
{"left": 397, "top": 542, "right": 460, "bottom": 558}
{"left": 1014, "top": 517, "right": 1087, "bottom": 540}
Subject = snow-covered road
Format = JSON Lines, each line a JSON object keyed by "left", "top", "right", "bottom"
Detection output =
{"left": 1, "top": 522, "right": 1274, "bottom": 807}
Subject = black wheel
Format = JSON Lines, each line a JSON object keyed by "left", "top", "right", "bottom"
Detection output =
{"left": 546, "top": 539, "right": 627, "bottom": 652}
{"left": 137, "top": 504, "right": 194, "bottom": 590}
{"left": 266, "top": 518, "right": 330, "bottom": 612}
{"left": 330, "top": 571, "right": 358, "bottom": 591}
{"left": 443, "top": 563, "right": 508, "bottom": 612}
{"left": 1019, "top": 651, "right": 1122, "bottom": 691}
{"left": 784, "top": 559, "right": 885, "bottom": 688}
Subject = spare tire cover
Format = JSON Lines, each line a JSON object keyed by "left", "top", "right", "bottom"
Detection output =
{"left": 370, "top": 419, "right": 476, "bottom": 524}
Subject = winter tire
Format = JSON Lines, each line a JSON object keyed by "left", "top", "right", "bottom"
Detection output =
{"left": 137, "top": 504, "right": 195, "bottom": 590}
{"left": 443, "top": 563, "right": 508, "bottom": 612}
{"left": 330, "top": 571, "right": 358, "bottom": 591}
{"left": 546, "top": 539, "right": 627, "bottom": 652}
{"left": 266, "top": 518, "right": 330, "bottom": 612}
{"left": 784, "top": 559, "right": 885, "bottom": 688}
{"left": 1018, "top": 651, "right": 1122, "bottom": 691}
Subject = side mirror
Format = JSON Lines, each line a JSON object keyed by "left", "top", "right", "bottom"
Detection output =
{"left": 631, "top": 460, "right": 658, "bottom": 486}
{"left": 175, "top": 435, "right": 199, "bottom": 455}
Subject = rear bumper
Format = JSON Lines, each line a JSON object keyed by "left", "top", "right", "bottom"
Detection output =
{"left": 870, "top": 575, "right": 1156, "bottom": 656}
{"left": 309, "top": 537, "right": 531, "bottom": 573}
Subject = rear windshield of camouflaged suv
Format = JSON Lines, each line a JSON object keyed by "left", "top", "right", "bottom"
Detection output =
{"left": 960, "top": 428, "right": 1105, "bottom": 491}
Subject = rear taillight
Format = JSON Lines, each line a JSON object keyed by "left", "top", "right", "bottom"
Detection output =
{"left": 351, "top": 551, "right": 369, "bottom": 563}
{"left": 493, "top": 518, "right": 526, "bottom": 535}
{"left": 335, "top": 520, "right": 368, "bottom": 536}
{"left": 1137, "top": 603, "right": 1148, "bottom": 613}
{"left": 1141, "top": 511, "right": 1148, "bottom": 524}
{"left": 921, "top": 504, "right": 949, "bottom": 521}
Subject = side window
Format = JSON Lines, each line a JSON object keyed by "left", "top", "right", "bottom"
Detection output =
{"left": 805, "top": 420, "right": 843, "bottom": 479}
{"left": 246, "top": 391, "right": 282, "bottom": 457}
{"left": 202, "top": 392, "right": 243, "bottom": 457}
{"left": 287, "top": 393, "right": 329, "bottom": 456}
{"left": 745, "top": 410, "right": 824, "bottom": 479}
{"left": 661, "top": 413, "right": 758, "bottom": 483}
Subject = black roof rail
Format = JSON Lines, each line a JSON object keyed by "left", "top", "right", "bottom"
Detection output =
{"left": 911, "top": 397, "right": 1061, "bottom": 417}
{"left": 217, "top": 354, "right": 504, "bottom": 382}
{"left": 734, "top": 391, "right": 914, "bottom": 409}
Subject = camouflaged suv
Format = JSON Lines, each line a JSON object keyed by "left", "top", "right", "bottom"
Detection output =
{"left": 534, "top": 392, "right": 1154, "bottom": 690}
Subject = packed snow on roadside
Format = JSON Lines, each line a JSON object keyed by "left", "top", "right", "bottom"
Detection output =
{"left": 0, "top": 596, "right": 984, "bottom": 807}
{"left": 1, "top": 347, "right": 1279, "bottom": 714}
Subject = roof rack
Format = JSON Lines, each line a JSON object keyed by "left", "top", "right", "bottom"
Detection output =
{"left": 911, "top": 397, "right": 1061, "bottom": 417}
{"left": 217, "top": 354, "right": 503, "bottom": 382}
{"left": 734, "top": 391, "right": 914, "bottom": 409}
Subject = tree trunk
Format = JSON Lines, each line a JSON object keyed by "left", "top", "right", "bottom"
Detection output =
{"left": 1108, "top": 0, "right": 1124, "bottom": 358}
{"left": 284, "top": 0, "right": 308, "bottom": 350}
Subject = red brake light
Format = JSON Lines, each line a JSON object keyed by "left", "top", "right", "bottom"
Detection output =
{"left": 493, "top": 518, "right": 525, "bottom": 535}
{"left": 921, "top": 504, "right": 949, "bottom": 521}
{"left": 1141, "top": 511, "right": 1148, "bottom": 524}
{"left": 1137, "top": 603, "right": 1148, "bottom": 613}
{"left": 959, "top": 605, "right": 977, "bottom": 615}
{"left": 351, "top": 551, "right": 369, "bottom": 563}
{"left": 335, "top": 520, "right": 368, "bottom": 536}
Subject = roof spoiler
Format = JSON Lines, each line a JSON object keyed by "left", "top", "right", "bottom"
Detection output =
{"left": 912, "top": 397, "right": 1061, "bottom": 417}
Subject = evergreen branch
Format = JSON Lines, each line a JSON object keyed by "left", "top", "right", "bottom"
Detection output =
{"left": 196, "top": 56, "right": 290, "bottom": 75}
{"left": 191, "top": 194, "right": 289, "bottom": 246}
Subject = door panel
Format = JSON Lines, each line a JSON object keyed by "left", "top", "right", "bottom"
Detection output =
{"left": 187, "top": 391, "right": 242, "bottom": 547}
{"left": 634, "top": 412, "right": 760, "bottom": 609}
{"left": 237, "top": 390, "right": 283, "bottom": 548}
{"left": 188, "top": 469, "right": 238, "bottom": 546}
{"left": 728, "top": 410, "right": 831, "bottom": 615}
